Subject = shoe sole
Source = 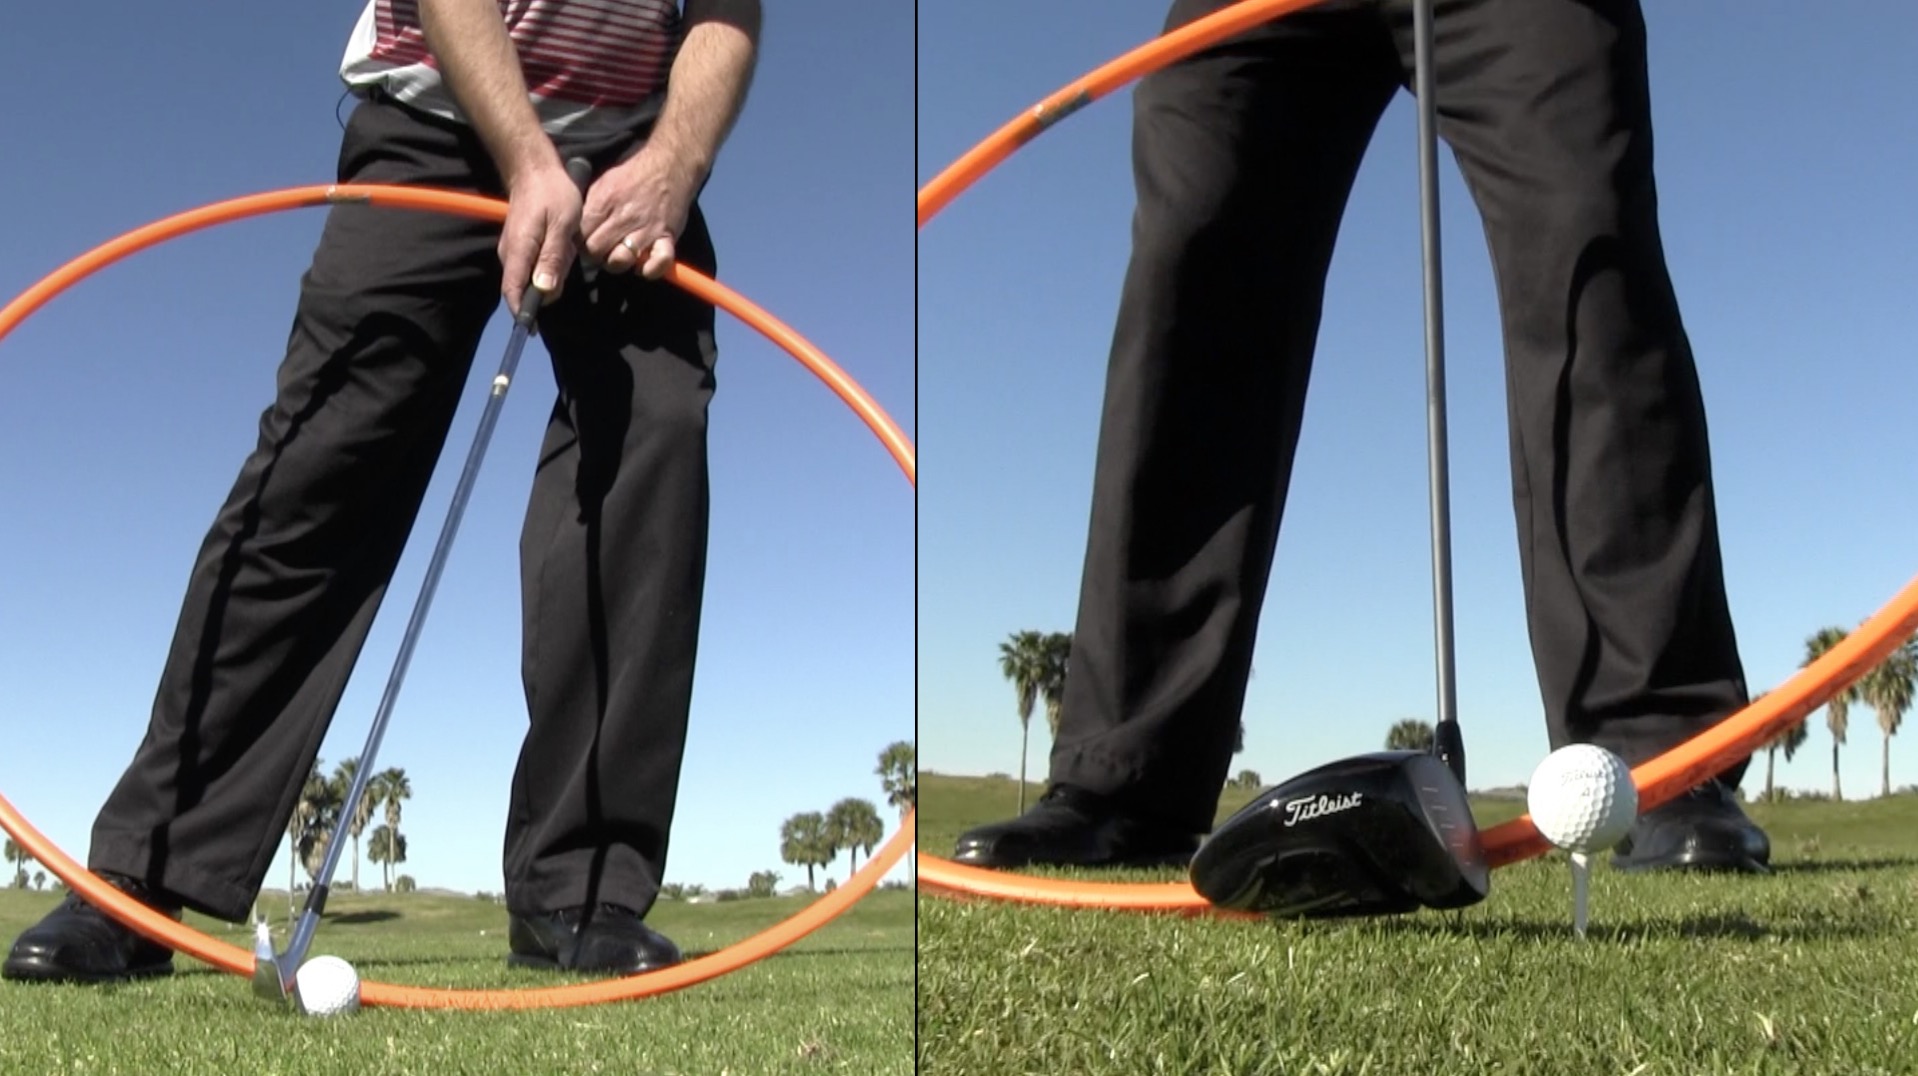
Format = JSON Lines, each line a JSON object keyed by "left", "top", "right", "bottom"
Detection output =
{"left": 1, "top": 956, "right": 174, "bottom": 984}
{"left": 505, "top": 951, "right": 678, "bottom": 976}
{"left": 505, "top": 951, "right": 567, "bottom": 972}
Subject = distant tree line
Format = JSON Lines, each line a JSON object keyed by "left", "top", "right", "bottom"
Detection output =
{"left": 774, "top": 741, "right": 914, "bottom": 892}
{"left": 998, "top": 623, "right": 1918, "bottom": 804}
{"left": 6, "top": 739, "right": 922, "bottom": 906}
{"left": 3, "top": 839, "right": 47, "bottom": 891}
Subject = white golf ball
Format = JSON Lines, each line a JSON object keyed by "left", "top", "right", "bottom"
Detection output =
{"left": 294, "top": 954, "right": 361, "bottom": 1017}
{"left": 1527, "top": 744, "right": 1638, "bottom": 853}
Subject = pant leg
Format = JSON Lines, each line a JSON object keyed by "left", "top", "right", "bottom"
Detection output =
{"left": 1382, "top": 0, "right": 1749, "bottom": 782}
{"left": 88, "top": 97, "right": 508, "bottom": 920}
{"left": 502, "top": 206, "right": 719, "bottom": 919}
{"left": 1047, "top": 0, "right": 1402, "bottom": 832}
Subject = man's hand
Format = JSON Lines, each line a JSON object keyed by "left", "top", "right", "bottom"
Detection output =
{"left": 580, "top": 147, "right": 701, "bottom": 280}
{"left": 418, "top": 0, "right": 575, "bottom": 315}
{"left": 579, "top": 4, "right": 761, "bottom": 280}
{"left": 499, "top": 161, "right": 586, "bottom": 317}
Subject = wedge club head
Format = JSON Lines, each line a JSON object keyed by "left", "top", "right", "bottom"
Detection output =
{"left": 1189, "top": 750, "right": 1488, "bottom": 917}
{"left": 251, "top": 920, "right": 290, "bottom": 1001}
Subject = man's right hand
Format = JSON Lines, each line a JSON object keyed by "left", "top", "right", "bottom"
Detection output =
{"left": 499, "top": 158, "right": 585, "bottom": 320}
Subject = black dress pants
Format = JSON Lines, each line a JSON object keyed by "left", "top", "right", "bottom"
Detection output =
{"left": 1050, "top": 0, "right": 1749, "bottom": 833}
{"left": 88, "top": 95, "right": 719, "bottom": 921}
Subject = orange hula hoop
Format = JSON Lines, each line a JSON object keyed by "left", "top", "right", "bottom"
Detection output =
{"left": 0, "top": 183, "right": 916, "bottom": 1008}
{"left": 915, "top": 0, "right": 1918, "bottom": 914}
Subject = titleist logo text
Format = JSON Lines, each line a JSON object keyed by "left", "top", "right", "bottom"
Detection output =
{"left": 1282, "top": 792, "right": 1363, "bottom": 827}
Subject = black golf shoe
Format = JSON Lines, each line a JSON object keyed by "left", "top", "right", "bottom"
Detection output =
{"left": 2, "top": 873, "right": 182, "bottom": 983}
{"left": 1611, "top": 778, "right": 1771, "bottom": 874}
{"left": 950, "top": 785, "right": 1201, "bottom": 869}
{"left": 508, "top": 904, "right": 682, "bottom": 976}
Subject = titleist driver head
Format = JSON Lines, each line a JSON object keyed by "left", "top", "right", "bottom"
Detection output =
{"left": 1188, "top": 749, "right": 1489, "bottom": 917}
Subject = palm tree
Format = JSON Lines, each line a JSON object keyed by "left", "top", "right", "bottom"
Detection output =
{"left": 1037, "top": 632, "right": 1073, "bottom": 741}
{"left": 1754, "top": 690, "right": 1809, "bottom": 803}
{"left": 32, "top": 870, "right": 46, "bottom": 891}
{"left": 780, "top": 812, "right": 831, "bottom": 891}
{"left": 1804, "top": 626, "right": 1861, "bottom": 800}
{"left": 998, "top": 630, "right": 1049, "bottom": 813}
{"left": 375, "top": 768, "right": 411, "bottom": 836}
{"left": 283, "top": 762, "right": 344, "bottom": 914}
{"left": 875, "top": 740, "right": 915, "bottom": 819}
{"left": 3, "top": 838, "right": 28, "bottom": 888}
{"left": 1385, "top": 719, "right": 1436, "bottom": 752}
{"left": 331, "top": 757, "right": 379, "bottom": 893}
{"left": 301, "top": 767, "right": 345, "bottom": 882}
{"left": 1860, "top": 639, "right": 1917, "bottom": 798}
{"left": 372, "top": 763, "right": 410, "bottom": 863}
{"left": 875, "top": 740, "right": 915, "bottom": 882}
{"left": 367, "top": 824, "right": 408, "bottom": 890}
{"left": 825, "top": 798, "right": 885, "bottom": 877}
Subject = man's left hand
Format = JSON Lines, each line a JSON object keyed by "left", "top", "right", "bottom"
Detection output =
{"left": 580, "top": 147, "right": 704, "bottom": 280}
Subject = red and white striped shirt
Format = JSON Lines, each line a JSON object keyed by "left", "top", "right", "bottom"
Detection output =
{"left": 340, "top": 0, "right": 682, "bottom": 136}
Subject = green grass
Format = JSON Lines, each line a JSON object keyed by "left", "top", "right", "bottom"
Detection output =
{"left": 918, "top": 772, "right": 1918, "bottom": 1075}
{"left": 0, "top": 886, "right": 912, "bottom": 1075}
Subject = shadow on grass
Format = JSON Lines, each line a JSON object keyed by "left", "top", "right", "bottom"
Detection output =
{"left": 674, "top": 943, "right": 916, "bottom": 962}
{"left": 1333, "top": 911, "right": 1880, "bottom": 944}
{"left": 169, "top": 942, "right": 918, "bottom": 979}
{"left": 325, "top": 910, "right": 402, "bottom": 925}
{"left": 1766, "top": 856, "right": 1918, "bottom": 875}
{"left": 166, "top": 954, "right": 475, "bottom": 977}
{"left": 345, "top": 955, "right": 481, "bottom": 970}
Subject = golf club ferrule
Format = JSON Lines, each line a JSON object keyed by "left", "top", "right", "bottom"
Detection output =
{"left": 1435, "top": 718, "right": 1467, "bottom": 787}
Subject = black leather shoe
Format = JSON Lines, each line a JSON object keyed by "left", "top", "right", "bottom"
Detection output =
{"left": 1611, "top": 778, "right": 1771, "bottom": 874}
{"left": 508, "top": 904, "right": 682, "bottom": 975}
{"left": 2, "top": 873, "right": 181, "bottom": 983}
{"left": 951, "top": 784, "right": 1201, "bottom": 869}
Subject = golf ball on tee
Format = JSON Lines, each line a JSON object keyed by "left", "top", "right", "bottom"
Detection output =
{"left": 1527, "top": 744, "right": 1638, "bottom": 853}
{"left": 294, "top": 954, "right": 361, "bottom": 1017}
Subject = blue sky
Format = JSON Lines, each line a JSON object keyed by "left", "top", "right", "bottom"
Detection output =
{"left": 0, "top": 4, "right": 912, "bottom": 899}
{"left": 919, "top": 1, "right": 1918, "bottom": 807}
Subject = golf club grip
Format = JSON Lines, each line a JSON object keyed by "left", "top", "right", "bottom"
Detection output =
{"left": 512, "top": 156, "right": 596, "bottom": 328}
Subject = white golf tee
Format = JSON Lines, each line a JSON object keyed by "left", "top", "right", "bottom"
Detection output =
{"left": 1570, "top": 851, "right": 1592, "bottom": 939}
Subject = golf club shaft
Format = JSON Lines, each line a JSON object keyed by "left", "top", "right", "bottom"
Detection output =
{"left": 280, "top": 319, "right": 533, "bottom": 969}
{"left": 279, "top": 157, "right": 594, "bottom": 979}
{"left": 1412, "top": 0, "right": 1464, "bottom": 786}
